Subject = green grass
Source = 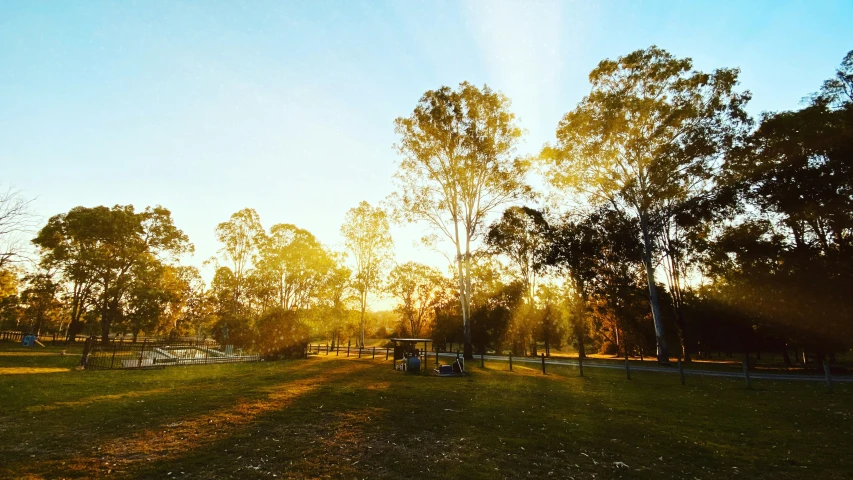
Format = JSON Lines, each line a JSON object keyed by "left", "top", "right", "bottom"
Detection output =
{"left": 1, "top": 342, "right": 851, "bottom": 479}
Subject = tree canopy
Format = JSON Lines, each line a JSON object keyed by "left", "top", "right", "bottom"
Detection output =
{"left": 341, "top": 201, "right": 393, "bottom": 347}
{"left": 391, "top": 81, "right": 530, "bottom": 358}
{"left": 541, "top": 46, "right": 751, "bottom": 362}
{"left": 4, "top": 47, "right": 852, "bottom": 370}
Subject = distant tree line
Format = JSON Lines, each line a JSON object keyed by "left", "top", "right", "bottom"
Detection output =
{"left": 0, "top": 46, "right": 850, "bottom": 366}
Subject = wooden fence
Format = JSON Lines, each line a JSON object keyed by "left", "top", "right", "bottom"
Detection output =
{"left": 305, "top": 344, "right": 844, "bottom": 393}
{"left": 0, "top": 330, "right": 89, "bottom": 344}
{"left": 305, "top": 343, "right": 451, "bottom": 370}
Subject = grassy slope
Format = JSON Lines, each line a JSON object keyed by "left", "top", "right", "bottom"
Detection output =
{"left": 0, "top": 343, "right": 851, "bottom": 479}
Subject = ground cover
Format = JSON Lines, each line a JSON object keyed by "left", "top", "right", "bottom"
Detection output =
{"left": 0, "top": 342, "right": 850, "bottom": 479}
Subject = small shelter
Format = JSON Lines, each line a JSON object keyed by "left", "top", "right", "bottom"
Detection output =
{"left": 389, "top": 338, "right": 432, "bottom": 370}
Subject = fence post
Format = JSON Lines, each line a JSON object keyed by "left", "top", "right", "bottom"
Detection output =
{"left": 385, "top": 347, "right": 389, "bottom": 360}
{"left": 372, "top": 346, "right": 375, "bottom": 359}
{"left": 110, "top": 343, "right": 118, "bottom": 369}
{"left": 625, "top": 351, "right": 631, "bottom": 380}
{"left": 326, "top": 343, "right": 329, "bottom": 355}
{"left": 435, "top": 350, "right": 439, "bottom": 367}
{"left": 480, "top": 352, "right": 484, "bottom": 369}
{"left": 336, "top": 343, "right": 340, "bottom": 356}
{"left": 743, "top": 354, "right": 752, "bottom": 389}
{"left": 347, "top": 342, "right": 350, "bottom": 357}
{"left": 823, "top": 360, "right": 834, "bottom": 393}
{"left": 139, "top": 339, "right": 147, "bottom": 368}
{"left": 509, "top": 352, "right": 513, "bottom": 371}
{"left": 678, "top": 358, "right": 685, "bottom": 385}
{"left": 541, "top": 353, "right": 546, "bottom": 374}
{"left": 80, "top": 337, "right": 92, "bottom": 367}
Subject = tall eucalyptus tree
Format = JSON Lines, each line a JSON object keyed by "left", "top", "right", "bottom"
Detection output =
{"left": 541, "top": 46, "right": 750, "bottom": 362}
{"left": 392, "top": 82, "right": 530, "bottom": 358}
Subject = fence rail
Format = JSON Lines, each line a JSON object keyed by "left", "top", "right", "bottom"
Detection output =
{"left": 0, "top": 330, "right": 90, "bottom": 344}
{"left": 0, "top": 331, "right": 218, "bottom": 346}
{"left": 305, "top": 344, "right": 850, "bottom": 391}
{"left": 305, "top": 343, "right": 452, "bottom": 369}
{"left": 83, "top": 339, "right": 259, "bottom": 370}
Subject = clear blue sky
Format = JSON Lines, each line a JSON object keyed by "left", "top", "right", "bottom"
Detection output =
{"left": 1, "top": 0, "right": 851, "bottom": 295}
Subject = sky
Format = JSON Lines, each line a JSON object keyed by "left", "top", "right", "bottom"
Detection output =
{"left": 1, "top": 0, "right": 851, "bottom": 307}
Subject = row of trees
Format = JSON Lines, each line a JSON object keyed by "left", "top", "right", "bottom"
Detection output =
{"left": 389, "top": 46, "right": 852, "bottom": 363}
{"left": 0, "top": 202, "right": 397, "bottom": 353}
{"left": 1, "top": 46, "right": 850, "bottom": 365}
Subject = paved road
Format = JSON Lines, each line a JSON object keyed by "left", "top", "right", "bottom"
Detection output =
{"left": 432, "top": 352, "right": 853, "bottom": 383}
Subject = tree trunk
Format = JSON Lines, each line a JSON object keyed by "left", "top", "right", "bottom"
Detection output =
{"left": 544, "top": 326, "right": 550, "bottom": 357}
{"left": 65, "top": 320, "right": 84, "bottom": 344}
{"left": 455, "top": 249, "right": 473, "bottom": 360}
{"left": 359, "top": 300, "right": 366, "bottom": 348}
{"left": 574, "top": 316, "right": 586, "bottom": 359}
{"left": 463, "top": 250, "right": 474, "bottom": 360}
{"left": 640, "top": 212, "right": 668, "bottom": 363}
{"left": 100, "top": 279, "right": 111, "bottom": 345}
{"left": 674, "top": 307, "right": 690, "bottom": 362}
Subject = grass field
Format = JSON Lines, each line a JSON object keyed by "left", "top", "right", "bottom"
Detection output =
{"left": 1, "top": 343, "right": 851, "bottom": 479}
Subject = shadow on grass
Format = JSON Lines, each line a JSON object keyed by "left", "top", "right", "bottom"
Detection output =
{"left": 0, "top": 357, "right": 362, "bottom": 478}
{"left": 112, "top": 361, "right": 853, "bottom": 479}
{"left": 1, "top": 353, "right": 851, "bottom": 479}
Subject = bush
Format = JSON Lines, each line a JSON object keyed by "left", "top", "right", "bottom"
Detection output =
{"left": 254, "top": 308, "right": 310, "bottom": 359}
